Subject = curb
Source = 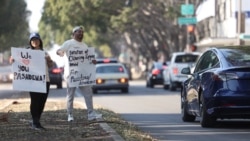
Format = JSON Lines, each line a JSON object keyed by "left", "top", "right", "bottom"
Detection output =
{"left": 99, "top": 122, "right": 125, "bottom": 141}
{"left": 74, "top": 100, "right": 125, "bottom": 141}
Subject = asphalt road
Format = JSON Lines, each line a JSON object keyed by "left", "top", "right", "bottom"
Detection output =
{"left": 1, "top": 80, "right": 250, "bottom": 141}
{"left": 88, "top": 80, "right": 250, "bottom": 141}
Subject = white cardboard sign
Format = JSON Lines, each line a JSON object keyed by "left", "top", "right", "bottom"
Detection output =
{"left": 11, "top": 47, "right": 47, "bottom": 93}
{"left": 67, "top": 47, "right": 96, "bottom": 87}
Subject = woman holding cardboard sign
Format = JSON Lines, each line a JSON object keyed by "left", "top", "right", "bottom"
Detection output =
{"left": 10, "top": 33, "right": 53, "bottom": 130}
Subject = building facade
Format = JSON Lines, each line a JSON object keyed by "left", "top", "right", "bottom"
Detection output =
{"left": 195, "top": 0, "right": 250, "bottom": 47}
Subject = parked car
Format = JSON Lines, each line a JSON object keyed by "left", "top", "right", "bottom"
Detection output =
{"left": 146, "top": 61, "right": 168, "bottom": 88}
{"left": 163, "top": 52, "right": 200, "bottom": 91}
{"left": 181, "top": 46, "right": 250, "bottom": 128}
{"left": 49, "top": 62, "right": 63, "bottom": 89}
{"left": 92, "top": 58, "right": 129, "bottom": 94}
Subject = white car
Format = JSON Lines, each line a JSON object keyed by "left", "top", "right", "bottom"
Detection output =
{"left": 0, "top": 65, "right": 13, "bottom": 83}
{"left": 163, "top": 52, "right": 201, "bottom": 91}
{"left": 92, "top": 59, "right": 129, "bottom": 94}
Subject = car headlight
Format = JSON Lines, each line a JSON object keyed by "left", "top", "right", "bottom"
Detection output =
{"left": 96, "top": 78, "right": 104, "bottom": 84}
{"left": 119, "top": 78, "right": 128, "bottom": 83}
{"left": 9, "top": 73, "right": 14, "bottom": 80}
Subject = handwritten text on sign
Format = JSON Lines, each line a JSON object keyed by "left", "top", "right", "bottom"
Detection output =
{"left": 67, "top": 47, "right": 96, "bottom": 87}
{"left": 11, "top": 47, "right": 46, "bottom": 93}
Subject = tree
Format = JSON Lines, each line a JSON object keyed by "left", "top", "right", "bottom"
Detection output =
{"left": 39, "top": 0, "right": 124, "bottom": 51}
{"left": 39, "top": 0, "right": 187, "bottom": 65}
{"left": 0, "top": 0, "right": 30, "bottom": 52}
{"left": 111, "top": 0, "right": 185, "bottom": 61}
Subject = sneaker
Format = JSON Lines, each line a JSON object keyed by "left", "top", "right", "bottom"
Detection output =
{"left": 30, "top": 123, "right": 46, "bottom": 131}
{"left": 88, "top": 111, "right": 102, "bottom": 121}
{"left": 36, "top": 124, "right": 46, "bottom": 131}
{"left": 68, "top": 114, "right": 74, "bottom": 122}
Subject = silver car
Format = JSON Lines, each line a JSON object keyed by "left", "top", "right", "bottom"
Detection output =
{"left": 163, "top": 52, "right": 201, "bottom": 91}
{"left": 0, "top": 65, "right": 13, "bottom": 83}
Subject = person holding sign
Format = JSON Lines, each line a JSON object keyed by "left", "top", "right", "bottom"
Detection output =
{"left": 10, "top": 33, "right": 53, "bottom": 130}
{"left": 57, "top": 26, "right": 102, "bottom": 122}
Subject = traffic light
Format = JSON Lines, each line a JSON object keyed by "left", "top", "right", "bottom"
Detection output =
{"left": 190, "top": 45, "right": 197, "bottom": 52}
{"left": 187, "top": 25, "right": 196, "bottom": 44}
{"left": 187, "top": 25, "right": 197, "bottom": 52}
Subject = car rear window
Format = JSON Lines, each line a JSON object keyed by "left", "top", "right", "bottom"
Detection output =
{"left": 222, "top": 48, "right": 250, "bottom": 66}
{"left": 174, "top": 54, "right": 199, "bottom": 63}
{"left": 96, "top": 65, "right": 125, "bottom": 73}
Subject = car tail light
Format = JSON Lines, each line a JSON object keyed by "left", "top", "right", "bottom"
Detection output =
{"left": 119, "top": 78, "right": 128, "bottom": 83}
{"left": 52, "top": 68, "right": 62, "bottom": 74}
{"left": 96, "top": 78, "right": 104, "bottom": 84}
{"left": 152, "top": 69, "right": 160, "bottom": 75}
{"left": 172, "top": 67, "right": 178, "bottom": 75}
{"left": 212, "top": 72, "right": 238, "bottom": 81}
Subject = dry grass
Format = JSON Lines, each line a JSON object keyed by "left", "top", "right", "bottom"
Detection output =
{"left": 0, "top": 99, "right": 157, "bottom": 141}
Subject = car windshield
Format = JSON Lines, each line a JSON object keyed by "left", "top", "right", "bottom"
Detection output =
{"left": 221, "top": 48, "right": 250, "bottom": 66}
{"left": 175, "top": 54, "right": 199, "bottom": 63}
{"left": 96, "top": 65, "right": 125, "bottom": 73}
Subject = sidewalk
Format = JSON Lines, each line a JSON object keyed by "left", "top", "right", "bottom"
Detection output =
{"left": 0, "top": 98, "right": 124, "bottom": 141}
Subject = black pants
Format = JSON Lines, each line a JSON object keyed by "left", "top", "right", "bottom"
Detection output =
{"left": 30, "top": 82, "right": 50, "bottom": 124}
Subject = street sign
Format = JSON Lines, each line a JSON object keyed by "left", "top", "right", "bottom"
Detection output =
{"left": 239, "top": 34, "right": 250, "bottom": 39}
{"left": 178, "top": 17, "right": 197, "bottom": 25}
{"left": 181, "top": 4, "right": 194, "bottom": 15}
{"left": 235, "top": 11, "right": 250, "bottom": 19}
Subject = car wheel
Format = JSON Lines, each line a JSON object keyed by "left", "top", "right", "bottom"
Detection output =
{"left": 163, "top": 84, "right": 169, "bottom": 90}
{"left": 200, "top": 94, "right": 216, "bottom": 128}
{"left": 181, "top": 93, "right": 196, "bottom": 122}
{"left": 92, "top": 89, "right": 98, "bottom": 94}
{"left": 146, "top": 80, "right": 150, "bottom": 87}
{"left": 169, "top": 80, "right": 176, "bottom": 91}
{"left": 57, "top": 82, "right": 62, "bottom": 89}
{"left": 121, "top": 88, "right": 129, "bottom": 93}
{"left": 149, "top": 80, "right": 154, "bottom": 88}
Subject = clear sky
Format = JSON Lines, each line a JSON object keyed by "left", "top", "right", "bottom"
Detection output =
{"left": 25, "top": 0, "right": 45, "bottom": 32}
{"left": 25, "top": 0, "right": 66, "bottom": 67}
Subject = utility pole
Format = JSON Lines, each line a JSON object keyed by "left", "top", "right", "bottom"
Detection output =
{"left": 237, "top": 0, "right": 244, "bottom": 45}
{"left": 185, "top": 0, "right": 190, "bottom": 52}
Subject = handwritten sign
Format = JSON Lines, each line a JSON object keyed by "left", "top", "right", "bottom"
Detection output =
{"left": 67, "top": 47, "right": 96, "bottom": 87}
{"left": 11, "top": 47, "right": 46, "bottom": 93}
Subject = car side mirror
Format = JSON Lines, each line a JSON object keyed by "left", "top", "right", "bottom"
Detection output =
{"left": 181, "top": 67, "right": 191, "bottom": 75}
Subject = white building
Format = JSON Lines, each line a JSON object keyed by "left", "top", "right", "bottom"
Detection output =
{"left": 196, "top": 0, "right": 250, "bottom": 47}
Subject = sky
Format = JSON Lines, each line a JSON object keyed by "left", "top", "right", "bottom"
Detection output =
{"left": 25, "top": 0, "right": 65, "bottom": 67}
{"left": 25, "top": 0, "right": 45, "bottom": 32}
